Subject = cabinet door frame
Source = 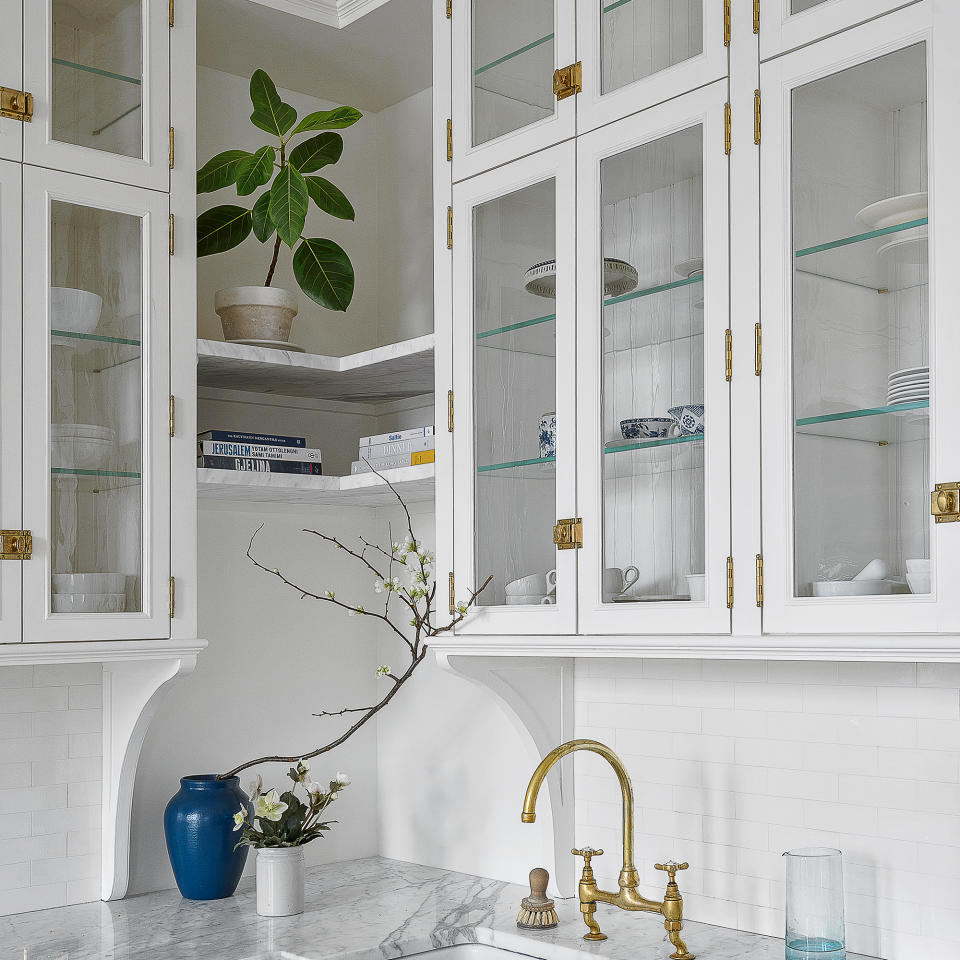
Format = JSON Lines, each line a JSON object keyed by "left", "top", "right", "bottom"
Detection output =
{"left": 23, "top": 0, "right": 169, "bottom": 191}
{"left": 576, "top": 80, "right": 732, "bottom": 636}
{"left": 0, "top": 160, "right": 22, "bottom": 642}
{"left": 451, "top": 0, "right": 576, "bottom": 183}
{"left": 453, "top": 142, "right": 578, "bottom": 635}
{"left": 22, "top": 166, "right": 170, "bottom": 642}
{"left": 0, "top": 0, "right": 23, "bottom": 163}
{"left": 760, "top": 0, "right": 922, "bottom": 62}
{"left": 575, "top": 0, "right": 728, "bottom": 135}
{"left": 759, "top": 2, "right": 960, "bottom": 635}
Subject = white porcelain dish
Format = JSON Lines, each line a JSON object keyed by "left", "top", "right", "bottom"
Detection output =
{"left": 812, "top": 579, "right": 894, "bottom": 597}
{"left": 877, "top": 230, "right": 927, "bottom": 263}
{"left": 52, "top": 592, "right": 126, "bottom": 614}
{"left": 673, "top": 257, "right": 703, "bottom": 278}
{"left": 52, "top": 573, "right": 125, "bottom": 595}
{"left": 523, "top": 258, "right": 638, "bottom": 299}
{"left": 888, "top": 366, "right": 928, "bottom": 379}
{"left": 505, "top": 594, "right": 554, "bottom": 605}
{"left": 906, "top": 572, "right": 931, "bottom": 595}
{"left": 905, "top": 559, "right": 930, "bottom": 573}
{"left": 50, "top": 287, "right": 103, "bottom": 335}
{"left": 856, "top": 191, "right": 927, "bottom": 230}
{"left": 51, "top": 437, "right": 114, "bottom": 470}
{"left": 51, "top": 423, "right": 116, "bottom": 441}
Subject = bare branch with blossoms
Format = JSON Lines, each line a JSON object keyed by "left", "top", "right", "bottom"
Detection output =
{"left": 218, "top": 466, "right": 491, "bottom": 781}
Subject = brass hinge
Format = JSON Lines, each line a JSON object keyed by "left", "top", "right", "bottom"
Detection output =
{"left": 169, "top": 213, "right": 175, "bottom": 255}
{"left": 448, "top": 572, "right": 455, "bottom": 615}
{"left": 726, "top": 556, "right": 734, "bottom": 609}
{"left": 446, "top": 118, "right": 452, "bottom": 162}
{"left": 756, "top": 554, "right": 764, "bottom": 607}
{"left": 724, "top": 102, "right": 732, "bottom": 155}
{"left": 755, "top": 323, "right": 762, "bottom": 376}
{"left": 169, "top": 0, "right": 175, "bottom": 27}
{"left": 169, "top": 395, "right": 175, "bottom": 437}
{"left": 169, "top": 576, "right": 175, "bottom": 618}
{"left": 553, "top": 62, "right": 582, "bottom": 101}
{"left": 724, "top": 0, "right": 731, "bottom": 45}
{"left": 554, "top": 518, "right": 583, "bottom": 551}
{"left": 447, "top": 389, "right": 454, "bottom": 432}
{"left": 445, "top": 0, "right": 452, "bottom": 18}
{"left": 725, "top": 328, "right": 733, "bottom": 382}
{"left": 754, "top": 89, "right": 761, "bottom": 145}
{"left": 446, "top": 205, "right": 453, "bottom": 249}
{"left": 0, "top": 87, "right": 33, "bottom": 122}
{"left": 753, "top": 0, "right": 760, "bottom": 33}
{"left": 0, "top": 530, "right": 32, "bottom": 560}
{"left": 169, "top": 127, "right": 174, "bottom": 168}
{"left": 932, "top": 482, "right": 960, "bottom": 523}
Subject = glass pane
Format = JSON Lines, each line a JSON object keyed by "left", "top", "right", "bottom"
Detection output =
{"left": 601, "top": 0, "right": 703, "bottom": 97}
{"left": 52, "top": 0, "right": 143, "bottom": 159}
{"left": 791, "top": 44, "right": 929, "bottom": 599}
{"left": 472, "top": 0, "right": 554, "bottom": 147}
{"left": 600, "top": 126, "right": 705, "bottom": 603}
{"left": 50, "top": 201, "right": 143, "bottom": 614}
{"left": 473, "top": 179, "right": 557, "bottom": 606}
{"left": 792, "top": 0, "right": 828, "bottom": 12}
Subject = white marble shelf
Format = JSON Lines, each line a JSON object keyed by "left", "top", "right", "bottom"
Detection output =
{"left": 196, "top": 334, "right": 434, "bottom": 403}
{"left": 197, "top": 463, "right": 435, "bottom": 506}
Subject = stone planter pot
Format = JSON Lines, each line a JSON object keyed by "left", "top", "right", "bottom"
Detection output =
{"left": 215, "top": 286, "right": 298, "bottom": 343}
{"left": 256, "top": 846, "right": 305, "bottom": 916}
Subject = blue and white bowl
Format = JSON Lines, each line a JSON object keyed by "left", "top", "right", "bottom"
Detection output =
{"left": 668, "top": 404, "right": 705, "bottom": 436}
{"left": 620, "top": 417, "right": 674, "bottom": 440}
{"left": 538, "top": 412, "right": 557, "bottom": 458}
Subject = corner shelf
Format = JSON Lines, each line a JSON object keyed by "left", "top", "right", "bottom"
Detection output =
{"left": 796, "top": 401, "right": 928, "bottom": 443}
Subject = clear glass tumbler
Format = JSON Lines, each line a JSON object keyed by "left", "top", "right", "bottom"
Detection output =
{"left": 784, "top": 848, "right": 846, "bottom": 960}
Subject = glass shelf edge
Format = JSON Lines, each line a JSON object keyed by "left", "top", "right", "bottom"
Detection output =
{"left": 604, "top": 433, "right": 703, "bottom": 455}
{"left": 796, "top": 401, "right": 929, "bottom": 427}
{"left": 478, "top": 455, "right": 555, "bottom": 473}
{"left": 52, "top": 58, "right": 141, "bottom": 85}
{"left": 51, "top": 468, "right": 141, "bottom": 479}
{"left": 476, "top": 313, "right": 555, "bottom": 340}
{"left": 605, "top": 274, "right": 702, "bottom": 308}
{"left": 795, "top": 217, "right": 927, "bottom": 259}
{"left": 52, "top": 329, "right": 141, "bottom": 347}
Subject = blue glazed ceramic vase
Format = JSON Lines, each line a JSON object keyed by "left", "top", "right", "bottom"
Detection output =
{"left": 164, "top": 774, "right": 251, "bottom": 900}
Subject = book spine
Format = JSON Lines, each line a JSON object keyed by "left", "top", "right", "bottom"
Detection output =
{"left": 198, "top": 456, "right": 323, "bottom": 475}
{"left": 357, "top": 425, "right": 435, "bottom": 447}
{"left": 199, "top": 441, "right": 322, "bottom": 462}
{"left": 198, "top": 430, "right": 306, "bottom": 448}
{"left": 358, "top": 436, "right": 435, "bottom": 458}
{"left": 350, "top": 450, "right": 435, "bottom": 474}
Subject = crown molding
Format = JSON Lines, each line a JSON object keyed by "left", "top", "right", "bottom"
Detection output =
{"left": 243, "top": 0, "right": 392, "bottom": 28}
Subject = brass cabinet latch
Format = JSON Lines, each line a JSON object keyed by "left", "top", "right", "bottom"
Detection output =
{"left": 554, "top": 518, "right": 582, "bottom": 550}
{"left": 0, "top": 530, "right": 32, "bottom": 560}
{"left": 932, "top": 482, "right": 960, "bottom": 523}
{"left": 0, "top": 87, "right": 34, "bottom": 122}
{"left": 553, "top": 62, "right": 582, "bottom": 101}
{"left": 756, "top": 554, "right": 764, "bottom": 607}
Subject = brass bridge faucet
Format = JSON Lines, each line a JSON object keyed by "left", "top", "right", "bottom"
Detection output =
{"left": 521, "top": 739, "right": 694, "bottom": 960}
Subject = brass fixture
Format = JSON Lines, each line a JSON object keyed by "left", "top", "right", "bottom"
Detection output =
{"left": 553, "top": 518, "right": 582, "bottom": 550}
{"left": 0, "top": 86, "right": 33, "bottom": 122}
{"left": 521, "top": 739, "right": 694, "bottom": 959}
{"left": 517, "top": 867, "right": 559, "bottom": 929}
{"left": 0, "top": 530, "right": 32, "bottom": 560}
{"left": 724, "top": 103, "right": 731, "bottom": 155}
{"left": 553, "top": 62, "right": 582, "bottom": 101}
{"left": 932, "top": 482, "right": 960, "bottom": 523}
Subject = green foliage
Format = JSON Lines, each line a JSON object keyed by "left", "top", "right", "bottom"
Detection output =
{"left": 196, "top": 68, "right": 361, "bottom": 312}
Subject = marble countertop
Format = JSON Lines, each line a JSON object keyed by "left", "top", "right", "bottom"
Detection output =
{"left": 3, "top": 856, "right": 875, "bottom": 960}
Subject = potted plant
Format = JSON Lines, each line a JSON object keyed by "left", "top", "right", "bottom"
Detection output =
{"left": 196, "top": 68, "right": 362, "bottom": 345}
{"left": 233, "top": 763, "right": 349, "bottom": 916}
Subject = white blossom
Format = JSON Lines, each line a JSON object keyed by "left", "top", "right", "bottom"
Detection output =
{"left": 375, "top": 664, "right": 392, "bottom": 678}
{"left": 233, "top": 808, "right": 247, "bottom": 831}
{"left": 254, "top": 790, "right": 287, "bottom": 822}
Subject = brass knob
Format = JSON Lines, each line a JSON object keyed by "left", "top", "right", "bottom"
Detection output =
{"left": 655, "top": 861, "right": 689, "bottom": 882}
{"left": 938, "top": 490, "right": 955, "bottom": 514}
{"left": 572, "top": 846, "right": 603, "bottom": 866}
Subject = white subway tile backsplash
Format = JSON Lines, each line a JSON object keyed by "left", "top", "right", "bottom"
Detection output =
{"left": 0, "top": 667, "right": 34, "bottom": 688}
{"left": 33, "top": 664, "right": 102, "bottom": 687}
{"left": 0, "top": 861, "right": 30, "bottom": 891}
{"left": 33, "top": 709, "right": 101, "bottom": 737}
{"left": 31, "top": 802, "right": 101, "bottom": 837}
{"left": 68, "top": 732, "right": 102, "bottom": 758}
{"left": 0, "top": 687, "right": 67, "bottom": 714}
{"left": 0, "top": 715, "right": 33, "bottom": 740}
{"left": 877, "top": 746, "right": 959, "bottom": 782}
{"left": 0, "top": 784, "right": 67, "bottom": 815}
{"left": 31, "top": 853, "right": 100, "bottom": 885}
{"left": 0, "top": 736, "right": 68, "bottom": 763}
{"left": 803, "top": 685, "right": 877, "bottom": 716}
{"left": 68, "top": 685, "right": 102, "bottom": 710}
{"left": 31, "top": 757, "right": 102, "bottom": 786}
{"left": 877, "top": 686, "right": 959, "bottom": 720}
{"left": 0, "top": 881, "right": 66, "bottom": 914}
{"left": 0, "top": 813, "right": 30, "bottom": 840}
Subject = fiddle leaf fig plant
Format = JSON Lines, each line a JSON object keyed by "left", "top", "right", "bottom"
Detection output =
{"left": 196, "top": 69, "right": 362, "bottom": 312}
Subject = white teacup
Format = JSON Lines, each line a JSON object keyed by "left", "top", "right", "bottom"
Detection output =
{"left": 603, "top": 566, "right": 639, "bottom": 597}
{"left": 506, "top": 570, "right": 557, "bottom": 596}
{"left": 505, "top": 594, "right": 555, "bottom": 605}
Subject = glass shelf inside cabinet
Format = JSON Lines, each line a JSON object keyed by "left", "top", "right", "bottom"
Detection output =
{"left": 51, "top": 467, "right": 142, "bottom": 491}
{"left": 603, "top": 434, "right": 703, "bottom": 477}
{"left": 795, "top": 218, "right": 927, "bottom": 294}
{"left": 477, "top": 455, "right": 556, "bottom": 478}
{"left": 51, "top": 329, "right": 141, "bottom": 371}
{"left": 796, "top": 402, "right": 928, "bottom": 444}
{"left": 476, "top": 312, "right": 556, "bottom": 356}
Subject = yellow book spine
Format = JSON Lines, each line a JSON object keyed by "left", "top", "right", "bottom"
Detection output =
{"left": 411, "top": 450, "right": 436, "bottom": 465}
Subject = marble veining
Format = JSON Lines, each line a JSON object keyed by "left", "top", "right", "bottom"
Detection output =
{"left": 1, "top": 856, "right": 877, "bottom": 960}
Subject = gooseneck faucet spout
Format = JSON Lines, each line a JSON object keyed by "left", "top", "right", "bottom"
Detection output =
{"left": 521, "top": 739, "right": 695, "bottom": 960}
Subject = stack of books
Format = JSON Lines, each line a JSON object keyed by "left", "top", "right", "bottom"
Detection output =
{"left": 198, "top": 430, "right": 323, "bottom": 475}
{"left": 350, "top": 425, "right": 435, "bottom": 475}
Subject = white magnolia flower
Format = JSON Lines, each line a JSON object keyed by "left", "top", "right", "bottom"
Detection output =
{"left": 232, "top": 808, "right": 247, "bottom": 831}
{"left": 254, "top": 789, "right": 288, "bottom": 822}
{"left": 376, "top": 664, "right": 392, "bottom": 678}
{"left": 298, "top": 758, "right": 310, "bottom": 773}
{"left": 306, "top": 780, "right": 322, "bottom": 795}
{"left": 336, "top": 772, "right": 351, "bottom": 786}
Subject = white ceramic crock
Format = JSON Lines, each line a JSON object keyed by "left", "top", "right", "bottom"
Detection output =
{"left": 256, "top": 846, "right": 305, "bottom": 917}
{"left": 214, "top": 286, "right": 298, "bottom": 343}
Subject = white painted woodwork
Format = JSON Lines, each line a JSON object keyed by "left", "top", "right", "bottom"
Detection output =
{"left": 197, "top": 335, "right": 435, "bottom": 402}
{"left": 23, "top": 0, "right": 170, "bottom": 191}
{"left": 0, "top": 0, "right": 23, "bottom": 162}
{"left": 240, "top": 0, "right": 393, "bottom": 29}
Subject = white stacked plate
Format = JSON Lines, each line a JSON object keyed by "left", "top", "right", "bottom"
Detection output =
{"left": 856, "top": 192, "right": 927, "bottom": 263}
{"left": 52, "top": 572, "right": 126, "bottom": 614}
{"left": 886, "top": 365, "right": 929, "bottom": 406}
{"left": 51, "top": 423, "right": 116, "bottom": 470}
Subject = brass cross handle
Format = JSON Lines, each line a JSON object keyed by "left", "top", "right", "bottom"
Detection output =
{"left": 572, "top": 846, "right": 603, "bottom": 868}
{"left": 655, "top": 861, "right": 689, "bottom": 883}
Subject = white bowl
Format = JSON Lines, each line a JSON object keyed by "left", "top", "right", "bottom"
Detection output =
{"left": 905, "top": 559, "right": 930, "bottom": 573}
{"left": 856, "top": 192, "right": 928, "bottom": 230}
{"left": 52, "top": 423, "right": 116, "bottom": 441}
{"left": 906, "top": 573, "right": 931, "bottom": 595}
{"left": 51, "top": 437, "right": 114, "bottom": 470}
{"left": 685, "top": 574, "right": 705, "bottom": 602}
{"left": 52, "top": 593, "right": 126, "bottom": 614}
{"left": 51, "top": 287, "right": 102, "bottom": 335}
{"left": 812, "top": 580, "right": 893, "bottom": 598}
{"left": 52, "top": 573, "right": 125, "bottom": 595}
{"left": 505, "top": 594, "right": 554, "bottom": 605}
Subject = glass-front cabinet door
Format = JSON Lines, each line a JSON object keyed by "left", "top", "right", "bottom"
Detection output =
{"left": 760, "top": 3, "right": 960, "bottom": 634}
{"left": 576, "top": 0, "right": 727, "bottom": 134}
{"left": 453, "top": 143, "right": 577, "bottom": 634}
{"left": 23, "top": 0, "right": 169, "bottom": 190}
{"left": 452, "top": 0, "right": 576, "bottom": 182}
{"left": 22, "top": 166, "right": 169, "bottom": 641}
{"left": 577, "top": 82, "right": 731, "bottom": 634}
{"left": 0, "top": 1, "right": 23, "bottom": 163}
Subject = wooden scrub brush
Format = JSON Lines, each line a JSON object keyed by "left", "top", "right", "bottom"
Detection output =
{"left": 517, "top": 867, "right": 558, "bottom": 930}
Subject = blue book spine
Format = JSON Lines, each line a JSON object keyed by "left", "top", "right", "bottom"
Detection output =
{"left": 198, "top": 430, "right": 306, "bottom": 448}
{"left": 198, "top": 456, "right": 322, "bottom": 475}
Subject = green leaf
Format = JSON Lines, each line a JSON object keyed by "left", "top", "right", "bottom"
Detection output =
{"left": 305, "top": 176, "right": 355, "bottom": 221}
{"left": 289, "top": 132, "right": 343, "bottom": 173}
{"left": 293, "top": 238, "right": 355, "bottom": 312}
{"left": 196, "top": 205, "right": 252, "bottom": 257}
{"left": 251, "top": 191, "right": 275, "bottom": 242}
{"left": 269, "top": 166, "right": 309, "bottom": 248}
{"left": 290, "top": 106, "right": 362, "bottom": 136}
{"left": 235, "top": 145, "right": 276, "bottom": 197}
{"left": 249, "top": 69, "right": 297, "bottom": 137}
{"left": 197, "top": 150, "right": 251, "bottom": 193}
